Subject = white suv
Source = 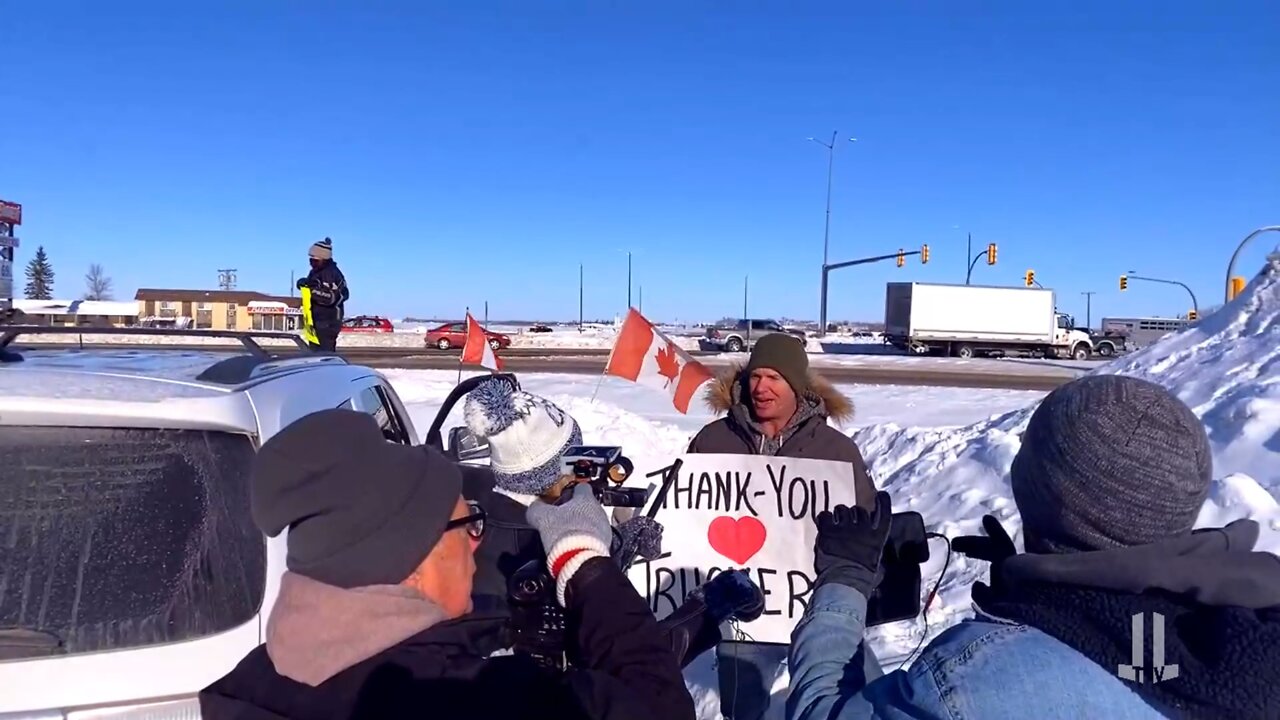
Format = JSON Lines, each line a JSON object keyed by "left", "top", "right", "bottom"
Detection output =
{"left": 0, "top": 327, "right": 441, "bottom": 719}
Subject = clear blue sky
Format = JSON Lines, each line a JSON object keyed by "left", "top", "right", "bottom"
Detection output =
{"left": 5, "top": 1, "right": 1278, "bottom": 325}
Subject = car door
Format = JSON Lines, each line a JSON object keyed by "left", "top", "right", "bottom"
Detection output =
{"left": 342, "top": 381, "right": 416, "bottom": 444}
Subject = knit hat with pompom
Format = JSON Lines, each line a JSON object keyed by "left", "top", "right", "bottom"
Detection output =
{"left": 463, "top": 378, "right": 582, "bottom": 496}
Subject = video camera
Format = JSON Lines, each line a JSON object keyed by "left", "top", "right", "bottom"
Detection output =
{"left": 554, "top": 445, "right": 648, "bottom": 508}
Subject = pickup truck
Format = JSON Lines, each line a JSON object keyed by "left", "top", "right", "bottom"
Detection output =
{"left": 703, "top": 318, "right": 807, "bottom": 353}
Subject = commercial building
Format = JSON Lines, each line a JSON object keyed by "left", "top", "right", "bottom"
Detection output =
{"left": 134, "top": 289, "right": 303, "bottom": 332}
{"left": 13, "top": 299, "right": 140, "bottom": 327}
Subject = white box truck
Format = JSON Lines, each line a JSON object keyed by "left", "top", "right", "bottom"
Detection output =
{"left": 883, "top": 282, "right": 1093, "bottom": 360}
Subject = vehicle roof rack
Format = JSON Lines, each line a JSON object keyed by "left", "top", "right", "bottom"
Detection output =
{"left": 0, "top": 325, "right": 312, "bottom": 362}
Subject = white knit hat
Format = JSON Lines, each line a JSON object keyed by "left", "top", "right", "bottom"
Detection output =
{"left": 464, "top": 378, "right": 582, "bottom": 496}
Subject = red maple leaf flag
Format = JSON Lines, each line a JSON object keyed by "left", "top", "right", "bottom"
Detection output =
{"left": 604, "top": 308, "right": 713, "bottom": 414}
{"left": 461, "top": 313, "right": 503, "bottom": 372}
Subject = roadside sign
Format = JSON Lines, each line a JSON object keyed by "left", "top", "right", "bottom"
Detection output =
{"left": 0, "top": 236, "right": 19, "bottom": 249}
{"left": 0, "top": 200, "right": 21, "bottom": 226}
{"left": 0, "top": 261, "right": 13, "bottom": 299}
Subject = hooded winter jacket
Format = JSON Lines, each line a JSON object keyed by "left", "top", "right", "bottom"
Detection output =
{"left": 687, "top": 364, "right": 877, "bottom": 510}
{"left": 787, "top": 518, "right": 1280, "bottom": 720}
{"left": 198, "top": 557, "right": 696, "bottom": 720}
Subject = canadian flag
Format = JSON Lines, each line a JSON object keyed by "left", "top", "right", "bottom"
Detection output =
{"left": 605, "top": 308, "right": 713, "bottom": 414}
{"left": 461, "top": 313, "right": 503, "bottom": 372}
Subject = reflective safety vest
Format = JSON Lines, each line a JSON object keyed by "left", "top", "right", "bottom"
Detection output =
{"left": 299, "top": 287, "right": 320, "bottom": 346}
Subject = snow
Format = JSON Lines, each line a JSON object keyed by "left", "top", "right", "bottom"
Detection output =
{"left": 382, "top": 255, "right": 1280, "bottom": 719}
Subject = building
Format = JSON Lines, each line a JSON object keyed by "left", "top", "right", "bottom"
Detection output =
{"left": 12, "top": 299, "right": 140, "bottom": 327}
{"left": 134, "top": 289, "right": 303, "bottom": 332}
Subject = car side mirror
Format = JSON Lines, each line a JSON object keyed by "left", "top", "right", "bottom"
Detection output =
{"left": 448, "top": 426, "right": 490, "bottom": 462}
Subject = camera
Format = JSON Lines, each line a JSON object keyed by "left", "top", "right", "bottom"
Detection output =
{"left": 557, "top": 445, "right": 649, "bottom": 508}
{"left": 866, "top": 511, "right": 930, "bottom": 627}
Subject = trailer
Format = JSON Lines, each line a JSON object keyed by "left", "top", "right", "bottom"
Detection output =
{"left": 883, "top": 282, "right": 1093, "bottom": 360}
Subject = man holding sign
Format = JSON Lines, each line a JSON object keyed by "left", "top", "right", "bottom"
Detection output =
{"left": 685, "top": 334, "right": 878, "bottom": 720}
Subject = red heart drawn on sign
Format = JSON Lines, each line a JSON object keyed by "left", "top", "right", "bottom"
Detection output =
{"left": 707, "top": 516, "right": 767, "bottom": 565}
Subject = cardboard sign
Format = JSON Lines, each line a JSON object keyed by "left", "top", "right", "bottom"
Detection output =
{"left": 627, "top": 453, "right": 859, "bottom": 644}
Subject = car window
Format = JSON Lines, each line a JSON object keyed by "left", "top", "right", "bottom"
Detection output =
{"left": 0, "top": 427, "right": 264, "bottom": 659}
{"left": 750, "top": 320, "right": 768, "bottom": 330}
{"left": 351, "top": 384, "right": 413, "bottom": 444}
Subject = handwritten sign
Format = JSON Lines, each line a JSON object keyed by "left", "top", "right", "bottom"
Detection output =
{"left": 627, "top": 453, "right": 859, "bottom": 644}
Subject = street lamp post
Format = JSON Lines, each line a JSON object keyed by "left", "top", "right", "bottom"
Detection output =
{"left": 810, "top": 132, "right": 857, "bottom": 337}
{"left": 1081, "top": 291, "right": 1096, "bottom": 330}
{"left": 1225, "top": 225, "right": 1280, "bottom": 302}
{"left": 1126, "top": 271, "right": 1199, "bottom": 315}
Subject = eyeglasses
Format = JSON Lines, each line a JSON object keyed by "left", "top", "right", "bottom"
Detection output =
{"left": 445, "top": 500, "right": 486, "bottom": 540}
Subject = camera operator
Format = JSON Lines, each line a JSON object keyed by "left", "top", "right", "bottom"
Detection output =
{"left": 197, "top": 408, "right": 695, "bottom": 720}
{"left": 786, "top": 376, "right": 1280, "bottom": 720}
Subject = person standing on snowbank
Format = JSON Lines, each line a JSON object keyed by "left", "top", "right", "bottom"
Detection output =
{"left": 787, "top": 374, "right": 1280, "bottom": 720}
{"left": 687, "top": 333, "right": 879, "bottom": 720}
{"left": 197, "top": 408, "right": 696, "bottom": 720}
{"left": 296, "top": 237, "right": 348, "bottom": 351}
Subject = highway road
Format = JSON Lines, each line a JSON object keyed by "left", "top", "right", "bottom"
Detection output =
{"left": 14, "top": 342, "right": 1081, "bottom": 391}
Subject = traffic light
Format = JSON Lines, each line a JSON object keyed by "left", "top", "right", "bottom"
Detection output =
{"left": 1119, "top": 275, "right": 1128, "bottom": 291}
{"left": 1229, "top": 276, "right": 1247, "bottom": 300}
{"left": 1187, "top": 309, "right": 1198, "bottom": 321}
{"left": 921, "top": 244, "right": 930, "bottom": 264}
{"left": 896, "top": 249, "right": 905, "bottom": 268}
{"left": 986, "top": 243, "right": 997, "bottom": 265}
{"left": 1024, "top": 269, "right": 1035, "bottom": 287}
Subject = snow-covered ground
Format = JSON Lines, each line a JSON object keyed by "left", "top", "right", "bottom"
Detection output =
{"left": 386, "top": 255, "right": 1280, "bottom": 720}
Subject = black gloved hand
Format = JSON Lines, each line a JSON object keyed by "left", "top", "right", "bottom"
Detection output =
{"left": 813, "top": 491, "right": 893, "bottom": 596}
{"left": 952, "top": 514, "right": 1016, "bottom": 564}
{"left": 296, "top": 277, "right": 309, "bottom": 291}
{"left": 953, "top": 514, "right": 1017, "bottom": 596}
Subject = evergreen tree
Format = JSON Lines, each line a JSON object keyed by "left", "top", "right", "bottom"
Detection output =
{"left": 24, "top": 246, "right": 55, "bottom": 300}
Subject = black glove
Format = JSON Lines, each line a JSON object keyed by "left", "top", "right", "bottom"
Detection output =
{"left": 813, "top": 491, "right": 893, "bottom": 596}
{"left": 296, "top": 277, "right": 309, "bottom": 291}
{"left": 952, "top": 514, "right": 1016, "bottom": 564}
{"left": 953, "top": 514, "right": 1017, "bottom": 597}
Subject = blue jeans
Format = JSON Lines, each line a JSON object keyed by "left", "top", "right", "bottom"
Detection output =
{"left": 718, "top": 635, "right": 884, "bottom": 719}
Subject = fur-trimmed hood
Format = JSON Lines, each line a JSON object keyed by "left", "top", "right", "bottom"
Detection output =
{"left": 702, "top": 363, "right": 855, "bottom": 422}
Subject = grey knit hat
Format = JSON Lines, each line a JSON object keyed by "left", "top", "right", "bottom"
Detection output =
{"left": 309, "top": 237, "right": 333, "bottom": 261}
{"left": 1010, "top": 374, "right": 1213, "bottom": 554}
{"left": 744, "top": 333, "right": 810, "bottom": 395}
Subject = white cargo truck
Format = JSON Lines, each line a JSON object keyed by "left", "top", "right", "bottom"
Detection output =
{"left": 883, "top": 282, "right": 1093, "bottom": 360}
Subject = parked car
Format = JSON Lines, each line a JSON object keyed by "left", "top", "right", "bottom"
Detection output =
{"left": 703, "top": 318, "right": 806, "bottom": 353}
{"left": 423, "top": 321, "right": 512, "bottom": 351}
{"left": 340, "top": 315, "right": 394, "bottom": 333}
{"left": 528, "top": 323, "right": 554, "bottom": 333}
{"left": 0, "top": 326, "right": 425, "bottom": 717}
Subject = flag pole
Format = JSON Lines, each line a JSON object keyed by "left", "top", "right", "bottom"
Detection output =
{"left": 457, "top": 307, "right": 468, "bottom": 384}
{"left": 593, "top": 307, "right": 630, "bottom": 402}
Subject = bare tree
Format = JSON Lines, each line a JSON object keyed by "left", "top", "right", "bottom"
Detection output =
{"left": 84, "top": 263, "right": 114, "bottom": 301}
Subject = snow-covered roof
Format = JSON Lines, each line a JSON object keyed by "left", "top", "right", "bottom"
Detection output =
{"left": 14, "top": 299, "right": 139, "bottom": 316}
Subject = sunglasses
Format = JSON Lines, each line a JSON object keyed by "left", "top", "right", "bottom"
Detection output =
{"left": 445, "top": 500, "right": 486, "bottom": 540}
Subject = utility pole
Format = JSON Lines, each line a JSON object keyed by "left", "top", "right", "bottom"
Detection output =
{"left": 809, "top": 132, "right": 857, "bottom": 337}
{"left": 743, "top": 275, "right": 749, "bottom": 319}
{"left": 217, "top": 269, "right": 238, "bottom": 291}
{"left": 1081, "top": 291, "right": 1096, "bottom": 330}
{"left": 638, "top": 285, "right": 642, "bottom": 314}
{"left": 627, "top": 252, "right": 632, "bottom": 309}
{"left": 484, "top": 300, "right": 488, "bottom": 326}
{"left": 579, "top": 263, "right": 584, "bottom": 331}
{"left": 966, "top": 233, "right": 972, "bottom": 282}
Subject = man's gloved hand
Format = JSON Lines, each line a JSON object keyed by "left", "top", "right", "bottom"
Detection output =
{"left": 813, "top": 491, "right": 893, "bottom": 596}
{"left": 526, "top": 483, "right": 614, "bottom": 607}
{"left": 952, "top": 514, "right": 1016, "bottom": 564}
{"left": 296, "top": 277, "right": 309, "bottom": 291}
{"left": 953, "top": 514, "right": 1017, "bottom": 595}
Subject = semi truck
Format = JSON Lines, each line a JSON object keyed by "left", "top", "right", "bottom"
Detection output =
{"left": 883, "top": 282, "right": 1093, "bottom": 360}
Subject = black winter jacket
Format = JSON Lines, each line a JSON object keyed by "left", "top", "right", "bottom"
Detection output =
{"left": 198, "top": 557, "right": 696, "bottom": 720}
{"left": 302, "top": 260, "right": 349, "bottom": 331}
{"left": 687, "top": 364, "right": 878, "bottom": 511}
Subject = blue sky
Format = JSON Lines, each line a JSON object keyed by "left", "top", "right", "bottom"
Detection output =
{"left": 5, "top": 1, "right": 1278, "bottom": 324}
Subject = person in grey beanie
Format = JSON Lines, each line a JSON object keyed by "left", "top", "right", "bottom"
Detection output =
{"left": 197, "top": 408, "right": 695, "bottom": 720}
{"left": 784, "top": 374, "right": 1280, "bottom": 720}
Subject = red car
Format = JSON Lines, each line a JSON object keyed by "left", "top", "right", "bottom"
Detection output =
{"left": 341, "top": 315, "right": 395, "bottom": 333}
{"left": 424, "top": 322, "right": 511, "bottom": 351}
